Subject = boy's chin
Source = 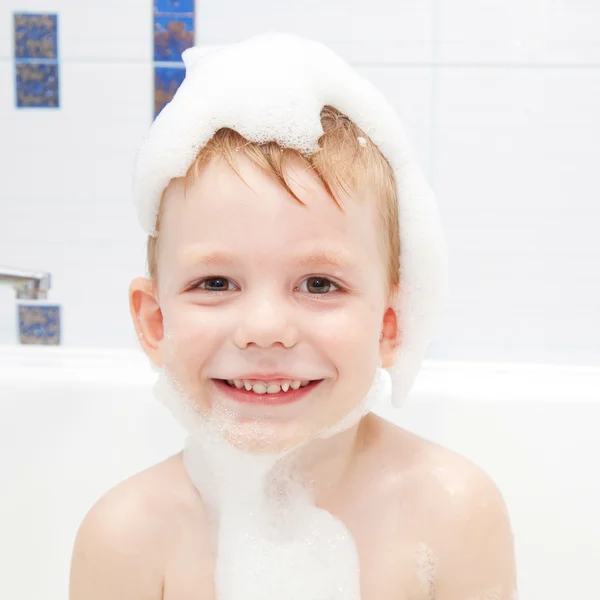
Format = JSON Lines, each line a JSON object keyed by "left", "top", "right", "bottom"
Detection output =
{"left": 213, "top": 416, "right": 325, "bottom": 455}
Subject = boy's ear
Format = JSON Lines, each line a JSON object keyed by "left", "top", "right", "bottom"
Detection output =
{"left": 379, "top": 285, "right": 400, "bottom": 368}
{"left": 129, "top": 277, "right": 164, "bottom": 367}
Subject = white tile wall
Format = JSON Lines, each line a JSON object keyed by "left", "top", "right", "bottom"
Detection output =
{"left": 356, "top": 66, "right": 433, "bottom": 175}
{"left": 194, "top": 0, "right": 434, "bottom": 63}
{"left": 1, "top": 1, "right": 598, "bottom": 365}
{"left": 437, "top": 0, "right": 600, "bottom": 64}
{"left": 433, "top": 67, "right": 600, "bottom": 363}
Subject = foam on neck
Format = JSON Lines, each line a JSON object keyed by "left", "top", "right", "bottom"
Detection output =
{"left": 153, "top": 366, "right": 391, "bottom": 599}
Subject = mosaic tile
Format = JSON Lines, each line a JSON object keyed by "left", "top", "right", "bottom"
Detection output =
{"left": 16, "top": 63, "right": 59, "bottom": 108}
{"left": 154, "top": 65, "right": 186, "bottom": 118}
{"left": 154, "top": 0, "right": 194, "bottom": 14}
{"left": 18, "top": 304, "right": 61, "bottom": 345}
{"left": 154, "top": 14, "right": 194, "bottom": 62}
{"left": 14, "top": 13, "right": 58, "bottom": 60}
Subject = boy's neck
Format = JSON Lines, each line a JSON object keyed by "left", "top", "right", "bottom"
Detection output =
{"left": 182, "top": 413, "right": 373, "bottom": 511}
{"left": 284, "top": 413, "right": 372, "bottom": 504}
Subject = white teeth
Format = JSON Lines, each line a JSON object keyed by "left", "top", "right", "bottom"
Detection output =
{"left": 225, "top": 378, "right": 312, "bottom": 394}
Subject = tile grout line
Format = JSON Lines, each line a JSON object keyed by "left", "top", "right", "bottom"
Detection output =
{"left": 3, "top": 56, "right": 600, "bottom": 68}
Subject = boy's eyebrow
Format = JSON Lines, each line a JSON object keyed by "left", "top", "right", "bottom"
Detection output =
{"left": 295, "top": 248, "right": 359, "bottom": 271}
{"left": 179, "top": 248, "right": 238, "bottom": 268}
{"left": 179, "top": 245, "right": 359, "bottom": 271}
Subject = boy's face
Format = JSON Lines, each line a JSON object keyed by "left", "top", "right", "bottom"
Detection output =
{"left": 133, "top": 152, "right": 397, "bottom": 451}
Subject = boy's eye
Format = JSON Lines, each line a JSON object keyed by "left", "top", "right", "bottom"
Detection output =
{"left": 300, "top": 276, "right": 339, "bottom": 295}
{"left": 192, "top": 276, "right": 340, "bottom": 295}
{"left": 197, "top": 277, "right": 233, "bottom": 292}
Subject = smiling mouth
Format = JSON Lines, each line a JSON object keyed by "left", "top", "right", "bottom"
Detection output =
{"left": 213, "top": 379, "right": 323, "bottom": 405}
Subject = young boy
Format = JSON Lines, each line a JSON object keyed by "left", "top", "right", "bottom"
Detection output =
{"left": 69, "top": 34, "right": 517, "bottom": 600}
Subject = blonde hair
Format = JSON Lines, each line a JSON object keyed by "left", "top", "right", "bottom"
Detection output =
{"left": 147, "top": 105, "right": 399, "bottom": 292}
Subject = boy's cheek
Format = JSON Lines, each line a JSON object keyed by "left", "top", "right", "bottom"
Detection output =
{"left": 163, "top": 323, "right": 217, "bottom": 364}
{"left": 314, "top": 307, "right": 380, "bottom": 347}
{"left": 160, "top": 309, "right": 238, "bottom": 384}
{"left": 164, "top": 304, "right": 222, "bottom": 340}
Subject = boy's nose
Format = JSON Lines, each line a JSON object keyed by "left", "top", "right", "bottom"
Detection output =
{"left": 233, "top": 296, "right": 298, "bottom": 349}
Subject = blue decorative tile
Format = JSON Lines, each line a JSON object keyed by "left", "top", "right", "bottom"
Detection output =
{"left": 154, "top": 0, "right": 194, "bottom": 14}
{"left": 18, "top": 304, "right": 61, "bottom": 345}
{"left": 14, "top": 13, "right": 58, "bottom": 60}
{"left": 154, "top": 65, "right": 185, "bottom": 118}
{"left": 154, "top": 14, "right": 194, "bottom": 61}
{"left": 16, "top": 63, "right": 59, "bottom": 108}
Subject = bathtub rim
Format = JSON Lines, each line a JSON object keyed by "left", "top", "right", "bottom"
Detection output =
{"left": 0, "top": 345, "right": 598, "bottom": 400}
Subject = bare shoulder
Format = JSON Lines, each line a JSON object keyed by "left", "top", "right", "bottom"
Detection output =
{"left": 69, "top": 452, "right": 198, "bottom": 600}
{"left": 368, "top": 415, "right": 517, "bottom": 599}
{"left": 368, "top": 414, "right": 509, "bottom": 511}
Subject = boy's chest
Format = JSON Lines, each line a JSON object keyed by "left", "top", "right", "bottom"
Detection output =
{"left": 162, "top": 546, "right": 425, "bottom": 600}
{"left": 161, "top": 492, "right": 431, "bottom": 600}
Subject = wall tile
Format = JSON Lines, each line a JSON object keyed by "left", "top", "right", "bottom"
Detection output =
{"left": 154, "top": 65, "right": 186, "bottom": 117}
{"left": 55, "top": 4, "right": 151, "bottom": 61}
{"left": 18, "top": 304, "right": 61, "bottom": 345}
{"left": 15, "top": 63, "right": 59, "bottom": 108}
{"left": 437, "top": 0, "right": 600, "bottom": 64}
{"left": 191, "top": 0, "right": 434, "bottom": 64}
{"left": 14, "top": 13, "right": 58, "bottom": 59}
{"left": 153, "top": 14, "right": 194, "bottom": 62}
{"left": 356, "top": 66, "right": 433, "bottom": 177}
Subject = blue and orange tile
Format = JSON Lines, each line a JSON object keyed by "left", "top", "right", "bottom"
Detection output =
{"left": 154, "top": 14, "right": 194, "bottom": 61}
{"left": 18, "top": 304, "right": 61, "bottom": 345}
{"left": 14, "top": 13, "right": 58, "bottom": 59}
{"left": 154, "top": 65, "right": 186, "bottom": 117}
{"left": 16, "top": 63, "right": 59, "bottom": 108}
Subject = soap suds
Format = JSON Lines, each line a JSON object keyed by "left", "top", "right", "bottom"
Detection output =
{"left": 431, "top": 465, "right": 465, "bottom": 497}
{"left": 415, "top": 542, "right": 437, "bottom": 600}
{"left": 153, "top": 365, "right": 392, "bottom": 599}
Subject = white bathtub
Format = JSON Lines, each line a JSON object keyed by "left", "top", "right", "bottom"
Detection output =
{"left": 1, "top": 346, "right": 598, "bottom": 599}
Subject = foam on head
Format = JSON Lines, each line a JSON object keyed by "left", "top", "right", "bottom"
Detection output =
{"left": 133, "top": 32, "right": 448, "bottom": 409}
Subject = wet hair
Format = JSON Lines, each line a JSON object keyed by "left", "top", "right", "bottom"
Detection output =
{"left": 146, "top": 105, "right": 399, "bottom": 293}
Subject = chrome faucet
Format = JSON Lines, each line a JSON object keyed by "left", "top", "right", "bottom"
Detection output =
{"left": 0, "top": 266, "right": 51, "bottom": 300}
